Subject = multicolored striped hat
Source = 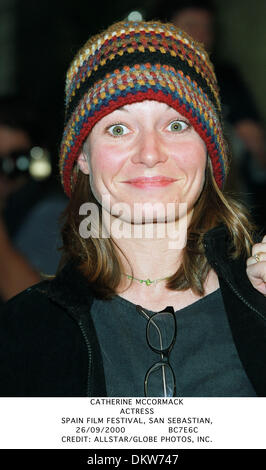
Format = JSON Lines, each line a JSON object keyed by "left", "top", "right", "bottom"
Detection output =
{"left": 59, "top": 20, "right": 228, "bottom": 197}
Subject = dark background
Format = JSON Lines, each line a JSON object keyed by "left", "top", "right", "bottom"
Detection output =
{"left": 0, "top": 0, "right": 265, "bottom": 175}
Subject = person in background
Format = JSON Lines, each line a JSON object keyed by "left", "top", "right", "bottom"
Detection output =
{"left": 150, "top": 0, "right": 266, "bottom": 230}
{"left": 0, "top": 96, "right": 67, "bottom": 302}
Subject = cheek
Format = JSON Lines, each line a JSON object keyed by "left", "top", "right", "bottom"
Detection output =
{"left": 175, "top": 140, "right": 207, "bottom": 172}
{"left": 89, "top": 144, "right": 125, "bottom": 185}
{"left": 90, "top": 147, "right": 121, "bottom": 175}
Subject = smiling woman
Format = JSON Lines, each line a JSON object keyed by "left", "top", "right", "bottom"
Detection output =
{"left": 1, "top": 19, "right": 266, "bottom": 398}
{"left": 77, "top": 101, "right": 207, "bottom": 228}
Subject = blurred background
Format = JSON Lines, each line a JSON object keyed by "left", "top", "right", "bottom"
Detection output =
{"left": 1, "top": 0, "right": 266, "bottom": 154}
{"left": 0, "top": 0, "right": 265, "bottom": 300}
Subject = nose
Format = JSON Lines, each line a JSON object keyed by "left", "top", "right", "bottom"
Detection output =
{"left": 131, "top": 130, "right": 168, "bottom": 167}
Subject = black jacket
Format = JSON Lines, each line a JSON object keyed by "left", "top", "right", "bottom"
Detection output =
{"left": 1, "top": 224, "right": 266, "bottom": 397}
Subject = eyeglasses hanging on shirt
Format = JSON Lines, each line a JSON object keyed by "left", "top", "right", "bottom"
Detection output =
{"left": 136, "top": 305, "right": 177, "bottom": 398}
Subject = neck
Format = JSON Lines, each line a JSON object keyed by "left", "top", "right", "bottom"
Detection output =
{"left": 117, "top": 237, "right": 183, "bottom": 277}
{"left": 102, "top": 209, "right": 193, "bottom": 291}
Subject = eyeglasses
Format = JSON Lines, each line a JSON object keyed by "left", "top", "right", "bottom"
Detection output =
{"left": 136, "top": 305, "right": 177, "bottom": 397}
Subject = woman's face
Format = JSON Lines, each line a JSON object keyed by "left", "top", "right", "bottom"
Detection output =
{"left": 78, "top": 100, "right": 207, "bottom": 224}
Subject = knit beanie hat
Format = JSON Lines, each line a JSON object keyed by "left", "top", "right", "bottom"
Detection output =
{"left": 59, "top": 20, "right": 228, "bottom": 197}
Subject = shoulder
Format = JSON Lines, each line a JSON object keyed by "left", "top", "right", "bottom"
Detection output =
{"left": 0, "top": 281, "right": 73, "bottom": 334}
{"left": 0, "top": 279, "right": 86, "bottom": 358}
{"left": 203, "top": 224, "right": 249, "bottom": 281}
{"left": 2, "top": 281, "right": 57, "bottom": 311}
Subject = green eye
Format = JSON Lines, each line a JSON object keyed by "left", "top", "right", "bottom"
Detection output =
{"left": 108, "top": 124, "right": 129, "bottom": 136}
{"left": 169, "top": 120, "right": 189, "bottom": 132}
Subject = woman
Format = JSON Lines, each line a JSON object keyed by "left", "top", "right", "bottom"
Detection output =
{"left": 0, "top": 20, "right": 266, "bottom": 397}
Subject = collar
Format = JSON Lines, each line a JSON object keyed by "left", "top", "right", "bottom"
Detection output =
{"left": 37, "top": 259, "right": 95, "bottom": 322}
{"left": 36, "top": 223, "right": 263, "bottom": 320}
{"left": 203, "top": 224, "right": 266, "bottom": 320}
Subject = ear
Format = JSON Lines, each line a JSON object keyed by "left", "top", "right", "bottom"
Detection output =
{"left": 77, "top": 151, "right": 90, "bottom": 175}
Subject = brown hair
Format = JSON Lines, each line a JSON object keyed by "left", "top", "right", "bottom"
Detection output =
{"left": 54, "top": 155, "right": 258, "bottom": 299}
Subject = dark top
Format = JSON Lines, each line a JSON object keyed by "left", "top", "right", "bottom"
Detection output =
{"left": 90, "top": 287, "right": 257, "bottom": 397}
{"left": 0, "top": 224, "right": 266, "bottom": 397}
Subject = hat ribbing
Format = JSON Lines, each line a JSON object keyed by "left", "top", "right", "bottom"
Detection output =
{"left": 59, "top": 20, "right": 228, "bottom": 196}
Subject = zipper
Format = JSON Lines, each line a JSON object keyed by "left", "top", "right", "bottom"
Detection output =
{"left": 32, "top": 284, "right": 94, "bottom": 396}
{"left": 212, "top": 260, "right": 266, "bottom": 323}
{"left": 78, "top": 318, "right": 93, "bottom": 397}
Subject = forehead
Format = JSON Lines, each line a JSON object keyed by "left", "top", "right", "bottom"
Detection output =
{"left": 97, "top": 100, "right": 185, "bottom": 122}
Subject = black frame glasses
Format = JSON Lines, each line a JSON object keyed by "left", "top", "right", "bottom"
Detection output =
{"left": 136, "top": 305, "right": 177, "bottom": 397}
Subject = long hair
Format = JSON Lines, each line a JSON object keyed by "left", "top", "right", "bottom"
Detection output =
{"left": 55, "top": 155, "right": 258, "bottom": 299}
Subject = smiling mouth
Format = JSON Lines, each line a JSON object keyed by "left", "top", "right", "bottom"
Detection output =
{"left": 122, "top": 176, "right": 177, "bottom": 187}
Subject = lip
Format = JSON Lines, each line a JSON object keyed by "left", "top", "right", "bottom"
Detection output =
{"left": 122, "top": 176, "right": 177, "bottom": 187}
